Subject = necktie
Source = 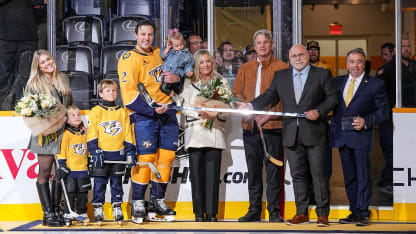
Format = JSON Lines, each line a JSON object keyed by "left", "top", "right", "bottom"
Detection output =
{"left": 345, "top": 78, "right": 357, "bottom": 107}
{"left": 294, "top": 73, "right": 302, "bottom": 104}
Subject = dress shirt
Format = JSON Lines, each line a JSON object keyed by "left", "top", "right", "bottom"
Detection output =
{"left": 343, "top": 72, "right": 365, "bottom": 101}
{"left": 255, "top": 58, "right": 262, "bottom": 97}
{"left": 292, "top": 65, "right": 311, "bottom": 94}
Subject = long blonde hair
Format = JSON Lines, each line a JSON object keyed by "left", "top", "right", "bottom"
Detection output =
{"left": 25, "top": 49, "right": 71, "bottom": 96}
{"left": 191, "top": 49, "right": 222, "bottom": 83}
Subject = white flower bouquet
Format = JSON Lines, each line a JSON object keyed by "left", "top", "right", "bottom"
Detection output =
{"left": 195, "top": 78, "right": 235, "bottom": 129}
{"left": 15, "top": 93, "right": 66, "bottom": 144}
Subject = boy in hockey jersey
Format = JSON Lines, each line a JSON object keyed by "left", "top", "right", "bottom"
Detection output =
{"left": 87, "top": 79, "right": 136, "bottom": 224}
{"left": 57, "top": 105, "right": 90, "bottom": 226}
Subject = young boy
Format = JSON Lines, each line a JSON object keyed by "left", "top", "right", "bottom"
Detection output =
{"left": 87, "top": 79, "right": 136, "bottom": 224}
{"left": 57, "top": 105, "right": 90, "bottom": 226}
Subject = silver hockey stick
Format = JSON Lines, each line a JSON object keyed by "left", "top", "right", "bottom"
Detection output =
{"left": 53, "top": 154, "right": 87, "bottom": 221}
{"left": 137, "top": 82, "right": 306, "bottom": 118}
{"left": 104, "top": 160, "right": 161, "bottom": 179}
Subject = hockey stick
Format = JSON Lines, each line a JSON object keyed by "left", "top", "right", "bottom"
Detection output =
{"left": 258, "top": 125, "right": 283, "bottom": 167}
{"left": 104, "top": 160, "right": 161, "bottom": 179}
{"left": 137, "top": 83, "right": 306, "bottom": 118}
{"left": 53, "top": 154, "right": 87, "bottom": 221}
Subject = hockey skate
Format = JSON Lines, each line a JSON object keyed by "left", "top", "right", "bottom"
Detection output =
{"left": 63, "top": 213, "right": 72, "bottom": 226}
{"left": 112, "top": 203, "right": 124, "bottom": 225}
{"left": 79, "top": 213, "right": 89, "bottom": 226}
{"left": 93, "top": 204, "right": 104, "bottom": 226}
{"left": 131, "top": 200, "right": 147, "bottom": 224}
{"left": 147, "top": 197, "right": 176, "bottom": 222}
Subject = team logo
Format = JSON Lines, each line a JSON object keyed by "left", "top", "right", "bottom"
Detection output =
{"left": 75, "top": 22, "right": 91, "bottom": 33}
{"left": 141, "top": 140, "right": 152, "bottom": 149}
{"left": 99, "top": 120, "right": 123, "bottom": 136}
{"left": 148, "top": 65, "right": 163, "bottom": 82}
{"left": 70, "top": 143, "right": 87, "bottom": 156}
{"left": 117, "top": 50, "right": 128, "bottom": 60}
{"left": 122, "top": 52, "right": 131, "bottom": 60}
{"left": 122, "top": 20, "right": 137, "bottom": 31}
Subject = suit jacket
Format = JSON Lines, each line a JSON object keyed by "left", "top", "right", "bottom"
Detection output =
{"left": 251, "top": 66, "right": 338, "bottom": 147}
{"left": 331, "top": 74, "right": 389, "bottom": 150}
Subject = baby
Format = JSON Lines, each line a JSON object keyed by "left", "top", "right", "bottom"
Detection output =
{"left": 160, "top": 29, "right": 194, "bottom": 97}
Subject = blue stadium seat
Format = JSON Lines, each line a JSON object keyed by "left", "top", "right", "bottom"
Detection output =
{"left": 56, "top": 45, "right": 94, "bottom": 109}
{"left": 110, "top": 16, "right": 149, "bottom": 44}
{"left": 101, "top": 44, "right": 135, "bottom": 106}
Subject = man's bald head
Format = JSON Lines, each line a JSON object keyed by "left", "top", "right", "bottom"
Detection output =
{"left": 289, "top": 44, "right": 310, "bottom": 72}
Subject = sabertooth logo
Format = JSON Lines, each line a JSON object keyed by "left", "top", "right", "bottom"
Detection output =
{"left": 148, "top": 65, "right": 163, "bottom": 83}
{"left": 141, "top": 140, "right": 152, "bottom": 149}
{"left": 69, "top": 143, "right": 87, "bottom": 156}
{"left": 99, "top": 120, "right": 123, "bottom": 136}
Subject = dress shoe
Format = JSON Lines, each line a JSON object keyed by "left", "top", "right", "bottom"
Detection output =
{"left": 286, "top": 214, "right": 309, "bottom": 225}
{"left": 317, "top": 216, "right": 329, "bottom": 227}
{"left": 206, "top": 214, "right": 217, "bottom": 222}
{"left": 269, "top": 210, "right": 283, "bottom": 222}
{"left": 356, "top": 216, "right": 369, "bottom": 226}
{"left": 339, "top": 213, "right": 359, "bottom": 224}
{"left": 195, "top": 214, "right": 205, "bottom": 222}
{"left": 238, "top": 208, "right": 261, "bottom": 222}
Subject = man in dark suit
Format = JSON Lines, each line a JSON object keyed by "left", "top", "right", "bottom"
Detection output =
{"left": 238, "top": 44, "right": 338, "bottom": 227}
{"left": 331, "top": 48, "right": 389, "bottom": 226}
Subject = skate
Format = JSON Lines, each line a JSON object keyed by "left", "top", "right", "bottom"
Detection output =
{"left": 79, "top": 213, "right": 89, "bottom": 226}
{"left": 147, "top": 197, "right": 176, "bottom": 222}
{"left": 63, "top": 213, "right": 72, "bottom": 227}
{"left": 93, "top": 204, "right": 104, "bottom": 226}
{"left": 112, "top": 203, "right": 124, "bottom": 225}
{"left": 131, "top": 200, "right": 147, "bottom": 224}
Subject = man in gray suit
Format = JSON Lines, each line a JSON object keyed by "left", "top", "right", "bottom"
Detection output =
{"left": 238, "top": 44, "right": 338, "bottom": 227}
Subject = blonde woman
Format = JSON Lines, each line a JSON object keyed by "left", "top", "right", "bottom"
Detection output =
{"left": 25, "top": 49, "right": 72, "bottom": 227}
{"left": 179, "top": 50, "right": 228, "bottom": 222}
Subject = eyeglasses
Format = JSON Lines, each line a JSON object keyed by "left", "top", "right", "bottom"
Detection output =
{"left": 307, "top": 48, "right": 320, "bottom": 52}
{"left": 290, "top": 53, "right": 306, "bottom": 59}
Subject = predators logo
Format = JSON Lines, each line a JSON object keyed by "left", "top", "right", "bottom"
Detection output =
{"left": 69, "top": 143, "right": 87, "bottom": 156}
{"left": 148, "top": 65, "right": 163, "bottom": 83}
{"left": 99, "top": 120, "right": 123, "bottom": 136}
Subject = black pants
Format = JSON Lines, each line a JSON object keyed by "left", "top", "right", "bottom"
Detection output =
{"left": 242, "top": 127, "right": 283, "bottom": 213}
{"left": 188, "top": 147, "right": 222, "bottom": 215}
{"left": 0, "top": 39, "right": 37, "bottom": 110}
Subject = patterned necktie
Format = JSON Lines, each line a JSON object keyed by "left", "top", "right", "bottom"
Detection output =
{"left": 294, "top": 72, "right": 302, "bottom": 104}
{"left": 345, "top": 78, "right": 357, "bottom": 107}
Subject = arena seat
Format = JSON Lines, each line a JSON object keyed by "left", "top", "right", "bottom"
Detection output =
{"left": 56, "top": 45, "right": 94, "bottom": 109}
{"left": 71, "top": 0, "right": 106, "bottom": 16}
{"left": 117, "top": 0, "right": 156, "bottom": 17}
{"left": 101, "top": 44, "right": 135, "bottom": 106}
{"left": 110, "top": 15, "right": 149, "bottom": 44}
{"left": 62, "top": 15, "right": 104, "bottom": 75}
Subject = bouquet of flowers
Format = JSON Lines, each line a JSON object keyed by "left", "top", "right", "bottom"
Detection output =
{"left": 194, "top": 78, "right": 235, "bottom": 129}
{"left": 15, "top": 93, "right": 66, "bottom": 145}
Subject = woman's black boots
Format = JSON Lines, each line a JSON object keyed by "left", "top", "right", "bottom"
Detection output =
{"left": 36, "top": 182, "right": 62, "bottom": 227}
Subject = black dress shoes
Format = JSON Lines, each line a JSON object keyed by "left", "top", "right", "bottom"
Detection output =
{"left": 238, "top": 209, "right": 261, "bottom": 222}
{"left": 269, "top": 210, "right": 283, "bottom": 222}
{"left": 339, "top": 213, "right": 359, "bottom": 224}
{"left": 356, "top": 216, "right": 370, "bottom": 226}
{"left": 206, "top": 214, "right": 217, "bottom": 222}
{"left": 195, "top": 214, "right": 205, "bottom": 222}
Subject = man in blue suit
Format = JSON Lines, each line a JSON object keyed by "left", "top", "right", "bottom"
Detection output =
{"left": 331, "top": 48, "right": 389, "bottom": 226}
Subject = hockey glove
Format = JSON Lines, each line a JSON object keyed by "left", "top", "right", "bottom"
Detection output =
{"left": 92, "top": 149, "right": 104, "bottom": 168}
{"left": 125, "top": 152, "right": 137, "bottom": 168}
{"left": 57, "top": 165, "right": 71, "bottom": 179}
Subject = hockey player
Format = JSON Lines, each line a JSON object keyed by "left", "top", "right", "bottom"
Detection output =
{"left": 87, "top": 79, "right": 136, "bottom": 225}
{"left": 118, "top": 19, "right": 181, "bottom": 223}
{"left": 56, "top": 105, "right": 90, "bottom": 226}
